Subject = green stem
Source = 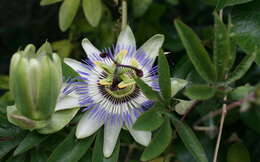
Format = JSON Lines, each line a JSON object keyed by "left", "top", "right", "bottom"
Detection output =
{"left": 121, "top": 0, "right": 127, "bottom": 30}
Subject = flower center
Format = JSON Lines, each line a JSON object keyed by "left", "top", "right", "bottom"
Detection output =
{"left": 98, "top": 72, "right": 140, "bottom": 104}
{"left": 96, "top": 50, "right": 143, "bottom": 101}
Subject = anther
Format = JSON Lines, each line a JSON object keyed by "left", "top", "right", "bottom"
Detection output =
{"left": 117, "top": 64, "right": 144, "bottom": 77}
{"left": 99, "top": 52, "right": 108, "bottom": 58}
{"left": 135, "top": 69, "right": 143, "bottom": 77}
{"left": 99, "top": 52, "right": 118, "bottom": 64}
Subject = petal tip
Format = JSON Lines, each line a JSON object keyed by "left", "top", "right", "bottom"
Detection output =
{"left": 154, "top": 34, "right": 165, "bottom": 42}
{"left": 75, "top": 129, "right": 88, "bottom": 139}
{"left": 103, "top": 149, "right": 113, "bottom": 158}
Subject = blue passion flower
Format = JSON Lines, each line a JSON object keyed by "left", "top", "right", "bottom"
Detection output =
{"left": 64, "top": 26, "right": 164, "bottom": 157}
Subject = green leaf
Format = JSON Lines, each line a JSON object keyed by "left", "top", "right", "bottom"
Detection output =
{"left": 40, "top": 0, "right": 63, "bottom": 6}
{"left": 172, "top": 55, "right": 193, "bottom": 79}
{"left": 79, "top": 151, "right": 92, "bottom": 162}
{"left": 175, "top": 100, "right": 196, "bottom": 115}
{"left": 0, "top": 125, "right": 23, "bottom": 138}
{"left": 62, "top": 63, "right": 79, "bottom": 80}
{"left": 226, "top": 49, "right": 256, "bottom": 84}
{"left": 37, "top": 108, "right": 79, "bottom": 134}
{"left": 184, "top": 85, "right": 216, "bottom": 100}
{"left": 59, "top": 0, "right": 80, "bottom": 31}
{"left": 171, "top": 78, "right": 188, "bottom": 97}
{"left": 6, "top": 154, "right": 26, "bottom": 162}
{"left": 52, "top": 40, "right": 73, "bottom": 58}
{"left": 229, "top": 85, "right": 255, "bottom": 100}
{"left": 103, "top": 140, "right": 120, "bottom": 162}
{"left": 158, "top": 51, "right": 171, "bottom": 103}
{"left": 133, "top": 103, "right": 164, "bottom": 131}
{"left": 0, "top": 75, "right": 9, "bottom": 89}
{"left": 165, "top": 113, "right": 208, "bottom": 162}
{"left": 132, "top": 0, "right": 153, "bottom": 18}
{"left": 231, "top": 1, "right": 260, "bottom": 65}
{"left": 135, "top": 78, "right": 160, "bottom": 101}
{"left": 213, "top": 13, "right": 233, "bottom": 81}
{"left": 82, "top": 0, "right": 102, "bottom": 27}
{"left": 141, "top": 119, "right": 172, "bottom": 161}
{"left": 227, "top": 143, "right": 250, "bottom": 162}
{"left": 216, "top": 0, "right": 252, "bottom": 9}
{"left": 174, "top": 20, "right": 217, "bottom": 83}
{"left": 0, "top": 136, "right": 24, "bottom": 159}
{"left": 14, "top": 132, "right": 48, "bottom": 156}
{"left": 31, "top": 149, "right": 48, "bottom": 162}
{"left": 47, "top": 128, "right": 95, "bottom": 162}
{"left": 92, "top": 130, "right": 103, "bottom": 162}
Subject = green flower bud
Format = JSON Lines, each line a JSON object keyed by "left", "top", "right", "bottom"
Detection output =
{"left": 10, "top": 42, "right": 62, "bottom": 120}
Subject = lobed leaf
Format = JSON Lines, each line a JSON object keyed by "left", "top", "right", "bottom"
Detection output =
{"left": 226, "top": 49, "right": 256, "bottom": 84}
{"left": 47, "top": 128, "right": 95, "bottom": 162}
{"left": 184, "top": 85, "right": 216, "bottom": 100}
{"left": 165, "top": 112, "right": 208, "bottom": 162}
{"left": 59, "top": 0, "right": 80, "bottom": 31}
{"left": 133, "top": 103, "right": 165, "bottom": 131}
{"left": 14, "top": 132, "right": 48, "bottom": 156}
{"left": 141, "top": 119, "right": 172, "bottom": 161}
{"left": 158, "top": 50, "right": 171, "bottom": 103}
{"left": 216, "top": 0, "right": 252, "bottom": 9}
{"left": 92, "top": 130, "right": 103, "bottom": 162}
{"left": 82, "top": 0, "right": 102, "bottom": 27}
{"left": 0, "top": 136, "right": 24, "bottom": 159}
{"left": 213, "top": 13, "right": 233, "bottom": 81}
{"left": 227, "top": 142, "right": 250, "bottom": 162}
{"left": 135, "top": 78, "right": 160, "bottom": 101}
{"left": 172, "top": 55, "right": 193, "bottom": 79}
{"left": 132, "top": 0, "right": 153, "bottom": 18}
{"left": 231, "top": 1, "right": 260, "bottom": 65}
{"left": 175, "top": 20, "right": 217, "bottom": 83}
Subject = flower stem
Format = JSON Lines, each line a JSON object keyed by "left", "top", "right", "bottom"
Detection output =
{"left": 121, "top": 0, "right": 127, "bottom": 30}
{"left": 213, "top": 96, "right": 227, "bottom": 162}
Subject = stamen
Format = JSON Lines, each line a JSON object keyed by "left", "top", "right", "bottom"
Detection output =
{"left": 117, "top": 64, "right": 144, "bottom": 77}
{"left": 99, "top": 52, "right": 118, "bottom": 64}
{"left": 99, "top": 52, "right": 143, "bottom": 77}
{"left": 99, "top": 51, "right": 144, "bottom": 91}
{"left": 99, "top": 52, "right": 108, "bottom": 58}
{"left": 110, "top": 67, "right": 119, "bottom": 91}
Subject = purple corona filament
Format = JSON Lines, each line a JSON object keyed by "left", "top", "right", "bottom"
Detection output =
{"left": 70, "top": 44, "right": 159, "bottom": 127}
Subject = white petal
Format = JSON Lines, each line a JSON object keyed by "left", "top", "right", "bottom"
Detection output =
{"left": 116, "top": 25, "right": 136, "bottom": 48}
{"left": 103, "top": 124, "right": 121, "bottom": 157}
{"left": 128, "top": 127, "right": 151, "bottom": 146}
{"left": 64, "top": 58, "right": 88, "bottom": 76}
{"left": 82, "top": 38, "right": 101, "bottom": 61}
{"left": 137, "top": 34, "right": 165, "bottom": 65}
{"left": 76, "top": 112, "right": 103, "bottom": 139}
{"left": 55, "top": 95, "right": 79, "bottom": 111}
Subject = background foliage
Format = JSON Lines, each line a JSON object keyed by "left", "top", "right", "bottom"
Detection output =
{"left": 0, "top": 0, "right": 260, "bottom": 162}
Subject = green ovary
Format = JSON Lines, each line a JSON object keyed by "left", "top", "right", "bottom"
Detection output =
{"left": 96, "top": 50, "right": 140, "bottom": 97}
